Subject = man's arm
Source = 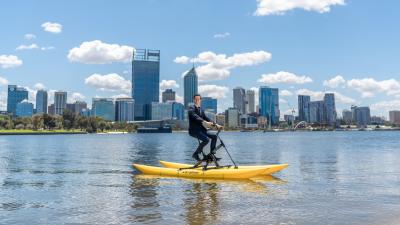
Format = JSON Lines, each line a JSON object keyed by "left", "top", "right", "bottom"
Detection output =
{"left": 188, "top": 106, "right": 204, "bottom": 124}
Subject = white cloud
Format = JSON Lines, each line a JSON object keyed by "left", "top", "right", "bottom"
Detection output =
{"left": 160, "top": 79, "right": 179, "bottom": 90}
{"left": 198, "top": 85, "right": 229, "bottom": 99}
{"left": 33, "top": 83, "right": 46, "bottom": 90}
{"left": 0, "top": 76, "right": 8, "bottom": 86}
{"left": 258, "top": 71, "right": 313, "bottom": 84}
{"left": 0, "top": 92, "right": 6, "bottom": 110}
{"left": 176, "top": 94, "right": 183, "bottom": 104}
{"left": 213, "top": 32, "right": 230, "bottom": 38}
{"left": 296, "top": 88, "right": 356, "bottom": 104}
{"left": 0, "top": 55, "right": 23, "bottom": 68}
{"left": 24, "top": 33, "right": 36, "bottom": 40}
{"left": 254, "top": 0, "right": 345, "bottom": 16}
{"left": 174, "top": 56, "right": 190, "bottom": 64}
{"left": 122, "top": 70, "right": 129, "bottom": 74}
{"left": 370, "top": 100, "right": 400, "bottom": 112}
{"left": 69, "top": 92, "right": 86, "bottom": 103}
{"left": 323, "top": 75, "right": 346, "bottom": 88}
{"left": 41, "top": 22, "right": 62, "bottom": 33}
{"left": 176, "top": 50, "right": 271, "bottom": 81}
{"left": 41, "top": 46, "right": 54, "bottom": 51}
{"left": 85, "top": 73, "right": 131, "bottom": 93}
{"left": 347, "top": 78, "right": 400, "bottom": 98}
{"left": 16, "top": 43, "right": 39, "bottom": 51}
{"left": 112, "top": 94, "right": 130, "bottom": 99}
{"left": 68, "top": 40, "right": 134, "bottom": 64}
{"left": 280, "top": 89, "right": 293, "bottom": 96}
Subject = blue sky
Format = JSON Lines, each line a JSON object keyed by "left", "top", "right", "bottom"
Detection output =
{"left": 1, "top": 0, "right": 400, "bottom": 117}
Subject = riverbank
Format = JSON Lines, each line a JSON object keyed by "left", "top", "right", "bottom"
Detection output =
{"left": 0, "top": 129, "right": 87, "bottom": 135}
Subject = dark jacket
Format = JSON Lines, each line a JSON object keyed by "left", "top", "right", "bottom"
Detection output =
{"left": 188, "top": 105, "right": 211, "bottom": 135}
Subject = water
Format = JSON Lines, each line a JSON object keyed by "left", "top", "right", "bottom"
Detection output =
{"left": 0, "top": 131, "right": 399, "bottom": 225}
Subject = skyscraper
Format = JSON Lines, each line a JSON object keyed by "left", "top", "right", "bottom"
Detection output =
{"left": 352, "top": 106, "right": 371, "bottom": 128}
{"left": 225, "top": 107, "right": 239, "bottom": 128}
{"left": 132, "top": 49, "right": 160, "bottom": 120}
{"left": 342, "top": 109, "right": 352, "bottom": 124}
{"left": 298, "top": 95, "right": 310, "bottom": 122}
{"left": 92, "top": 98, "right": 115, "bottom": 121}
{"left": 309, "top": 101, "right": 325, "bottom": 124}
{"left": 16, "top": 100, "right": 33, "bottom": 117}
{"left": 7, "top": 85, "right": 28, "bottom": 116}
{"left": 233, "top": 87, "right": 246, "bottom": 114}
{"left": 389, "top": 111, "right": 400, "bottom": 125}
{"left": 115, "top": 98, "right": 134, "bottom": 122}
{"left": 36, "top": 90, "right": 48, "bottom": 114}
{"left": 324, "top": 93, "right": 337, "bottom": 127}
{"left": 201, "top": 97, "right": 217, "bottom": 113}
{"left": 259, "top": 86, "right": 279, "bottom": 126}
{"left": 162, "top": 89, "right": 175, "bottom": 103}
{"left": 183, "top": 66, "right": 198, "bottom": 108}
{"left": 54, "top": 91, "right": 67, "bottom": 115}
{"left": 246, "top": 90, "right": 255, "bottom": 114}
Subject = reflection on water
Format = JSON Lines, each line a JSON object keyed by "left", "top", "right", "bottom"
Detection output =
{"left": 0, "top": 132, "right": 400, "bottom": 224}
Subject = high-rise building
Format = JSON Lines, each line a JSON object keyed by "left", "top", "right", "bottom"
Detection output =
{"left": 132, "top": 49, "right": 160, "bottom": 120}
{"left": 115, "top": 98, "right": 134, "bottom": 122}
{"left": 172, "top": 102, "right": 185, "bottom": 120}
{"left": 184, "top": 66, "right": 198, "bottom": 108}
{"left": 48, "top": 104, "right": 55, "bottom": 115}
{"left": 246, "top": 90, "right": 255, "bottom": 114}
{"left": 298, "top": 95, "right": 310, "bottom": 122}
{"left": 389, "top": 110, "right": 400, "bottom": 125}
{"left": 54, "top": 91, "right": 67, "bottom": 115}
{"left": 151, "top": 102, "right": 173, "bottom": 120}
{"left": 162, "top": 89, "right": 175, "bottom": 103}
{"left": 342, "top": 109, "right": 352, "bottom": 124}
{"left": 309, "top": 101, "right": 325, "bottom": 124}
{"left": 233, "top": 87, "right": 246, "bottom": 114}
{"left": 35, "top": 90, "right": 48, "bottom": 114}
{"left": 225, "top": 107, "right": 239, "bottom": 128}
{"left": 7, "top": 85, "right": 29, "bottom": 116}
{"left": 73, "top": 101, "right": 87, "bottom": 115}
{"left": 92, "top": 98, "right": 115, "bottom": 121}
{"left": 16, "top": 100, "right": 33, "bottom": 117}
{"left": 201, "top": 97, "right": 217, "bottom": 113}
{"left": 352, "top": 106, "right": 371, "bottom": 128}
{"left": 324, "top": 93, "right": 337, "bottom": 126}
{"left": 259, "top": 86, "right": 279, "bottom": 126}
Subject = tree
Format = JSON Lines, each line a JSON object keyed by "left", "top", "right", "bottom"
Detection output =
{"left": 32, "top": 114, "right": 44, "bottom": 130}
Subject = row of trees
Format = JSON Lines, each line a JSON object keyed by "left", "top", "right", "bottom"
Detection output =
{"left": 0, "top": 110, "right": 138, "bottom": 133}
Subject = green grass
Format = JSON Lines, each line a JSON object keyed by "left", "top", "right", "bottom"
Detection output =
{"left": 0, "top": 129, "right": 85, "bottom": 133}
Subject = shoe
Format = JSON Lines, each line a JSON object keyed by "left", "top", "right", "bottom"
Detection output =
{"left": 192, "top": 153, "right": 201, "bottom": 161}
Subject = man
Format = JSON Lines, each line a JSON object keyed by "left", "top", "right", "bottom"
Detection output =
{"left": 188, "top": 94, "right": 220, "bottom": 161}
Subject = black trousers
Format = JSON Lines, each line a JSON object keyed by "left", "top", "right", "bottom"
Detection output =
{"left": 190, "top": 130, "right": 217, "bottom": 155}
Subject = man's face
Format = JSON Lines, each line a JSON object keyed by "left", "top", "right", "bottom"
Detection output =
{"left": 194, "top": 96, "right": 201, "bottom": 106}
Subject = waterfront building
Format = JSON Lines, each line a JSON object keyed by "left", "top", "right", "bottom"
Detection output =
{"left": 259, "top": 86, "right": 279, "bottom": 126}
{"left": 35, "top": 90, "right": 48, "bottom": 114}
{"left": 246, "top": 90, "right": 255, "bottom": 114}
{"left": 389, "top": 110, "right": 400, "bottom": 125}
{"left": 54, "top": 91, "right": 67, "bottom": 115}
{"left": 309, "top": 101, "right": 325, "bottom": 124}
{"left": 7, "top": 85, "right": 29, "bottom": 116}
{"left": 162, "top": 89, "right": 175, "bottom": 103}
{"left": 172, "top": 102, "right": 185, "bottom": 120}
{"left": 298, "top": 95, "right": 310, "bottom": 122}
{"left": 240, "top": 114, "right": 258, "bottom": 129}
{"left": 342, "top": 109, "right": 352, "bottom": 124}
{"left": 233, "top": 87, "right": 246, "bottom": 114}
{"left": 352, "top": 106, "right": 371, "bottom": 128}
{"left": 115, "top": 98, "right": 134, "bottom": 122}
{"left": 324, "top": 93, "right": 337, "bottom": 127}
{"left": 225, "top": 107, "right": 239, "bottom": 128}
{"left": 132, "top": 49, "right": 160, "bottom": 120}
{"left": 183, "top": 66, "right": 198, "bottom": 108}
{"left": 16, "top": 100, "right": 33, "bottom": 117}
{"left": 92, "top": 98, "right": 115, "bottom": 121}
{"left": 216, "top": 114, "right": 225, "bottom": 126}
{"left": 201, "top": 97, "right": 217, "bottom": 114}
{"left": 151, "top": 102, "right": 173, "bottom": 120}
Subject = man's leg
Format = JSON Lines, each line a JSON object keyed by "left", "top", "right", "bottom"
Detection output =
{"left": 206, "top": 131, "right": 218, "bottom": 154}
{"left": 192, "top": 132, "right": 209, "bottom": 161}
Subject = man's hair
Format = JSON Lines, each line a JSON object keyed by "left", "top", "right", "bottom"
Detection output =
{"left": 193, "top": 94, "right": 201, "bottom": 99}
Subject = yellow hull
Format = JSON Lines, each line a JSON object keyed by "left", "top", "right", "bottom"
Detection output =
{"left": 133, "top": 163, "right": 271, "bottom": 179}
{"left": 159, "top": 160, "right": 288, "bottom": 175}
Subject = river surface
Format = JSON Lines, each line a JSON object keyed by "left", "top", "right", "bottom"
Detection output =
{"left": 0, "top": 131, "right": 399, "bottom": 225}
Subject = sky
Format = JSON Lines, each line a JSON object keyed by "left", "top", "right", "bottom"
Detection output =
{"left": 1, "top": 0, "right": 400, "bottom": 118}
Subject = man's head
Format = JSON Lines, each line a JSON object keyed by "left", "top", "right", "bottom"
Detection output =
{"left": 193, "top": 94, "right": 201, "bottom": 107}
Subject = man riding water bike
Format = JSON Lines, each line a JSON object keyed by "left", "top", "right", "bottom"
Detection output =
{"left": 188, "top": 94, "right": 222, "bottom": 162}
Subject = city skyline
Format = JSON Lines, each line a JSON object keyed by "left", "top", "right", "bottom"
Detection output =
{"left": 1, "top": 1, "right": 400, "bottom": 117}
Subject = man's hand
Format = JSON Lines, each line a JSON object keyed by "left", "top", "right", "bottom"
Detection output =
{"left": 202, "top": 121, "right": 214, "bottom": 129}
